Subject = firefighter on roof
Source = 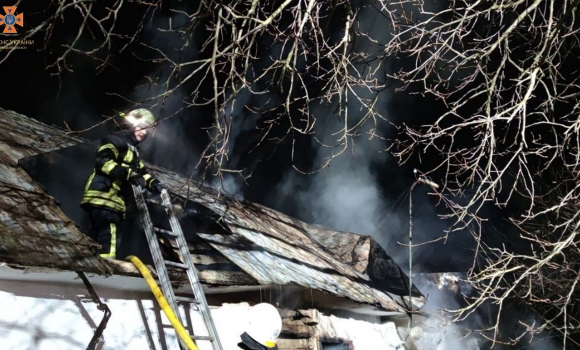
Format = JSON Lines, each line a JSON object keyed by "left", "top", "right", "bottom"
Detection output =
{"left": 80, "top": 108, "right": 167, "bottom": 259}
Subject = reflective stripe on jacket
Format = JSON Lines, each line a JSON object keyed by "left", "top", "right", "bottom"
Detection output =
{"left": 80, "top": 131, "right": 159, "bottom": 213}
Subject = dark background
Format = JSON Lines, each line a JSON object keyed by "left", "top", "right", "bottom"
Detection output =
{"left": 18, "top": 1, "right": 487, "bottom": 277}
{"left": 0, "top": 0, "right": 474, "bottom": 274}
{"left": 1, "top": 1, "right": 568, "bottom": 348}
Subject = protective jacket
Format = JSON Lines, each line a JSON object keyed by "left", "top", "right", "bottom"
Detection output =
{"left": 81, "top": 131, "right": 159, "bottom": 214}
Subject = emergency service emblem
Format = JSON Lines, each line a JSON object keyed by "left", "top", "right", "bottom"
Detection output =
{"left": 0, "top": 6, "right": 23, "bottom": 34}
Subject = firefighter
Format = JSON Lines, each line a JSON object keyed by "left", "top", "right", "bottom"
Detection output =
{"left": 238, "top": 303, "right": 282, "bottom": 350}
{"left": 80, "top": 108, "right": 167, "bottom": 259}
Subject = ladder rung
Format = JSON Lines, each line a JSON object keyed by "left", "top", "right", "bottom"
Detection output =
{"left": 154, "top": 227, "right": 177, "bottom": 236}
{"left": 165, "top": 260, "right": 188, "bottom": 269}
{"left": 147, "top": 197, "right": 170, "bottom": 206}
{"left": 190, "top": 335, "right": 215, "bottom": 341}
{"left": 133, "top": 185, "right": 223, "bottom": 349}
{"left": 176, "top": 296, "right": 200, "bottom": 304}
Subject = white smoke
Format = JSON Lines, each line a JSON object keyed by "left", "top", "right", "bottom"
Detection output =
{"left": 291, "top": 96, "right": 395, "bottom": 245}
{"left": 269, "top": 3, "right": 487, "bottom": 350}
{"left": 273, "top": 1, "right": 409, "bottom": 260}
{"left": 125, "top": 8, "right": 204, "bottom": 175}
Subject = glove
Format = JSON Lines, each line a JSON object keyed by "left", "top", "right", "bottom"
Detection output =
{"left": 152, "top": 182, "right": 168, "bottom": 194}
{"left": 128, "top": 172, "right": 146, "bottom": 188}
{"left": 130, "top": 165, "right": 142, "bottom": 175}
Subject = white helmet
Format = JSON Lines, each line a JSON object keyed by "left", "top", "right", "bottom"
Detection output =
{"left": 246, "top": 303, "right": 282, "bottom": 348}
{"left": 121, "top": 108, "right": 156, "bottom": 129}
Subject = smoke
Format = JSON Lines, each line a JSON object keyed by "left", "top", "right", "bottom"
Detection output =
{"left": 126, "top": 7, "right": 204, "bottom": 176}
{"left": 404, "top": 273, "right": 565, "bottom": 350}
{"left": 129, "top": 5, "right": 282, "bottom": 193}
{"left": 406, "top": 274, "right": 481, "bottom": 350}
{"left": 268, "top": 1, "right": 465, "bottom": 271}
{"left": 290, "top": 97, "right": 394, "bottom": 241}
{"left": 265, "top": 3, "right": 488, "bottom": 349}
{"left": 208, "top": 87, "right": 257, "bottom": 200}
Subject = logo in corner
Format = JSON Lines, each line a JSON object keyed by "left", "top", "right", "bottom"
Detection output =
{"left": 0, "top": 6, "right": 23, "bottom": 34}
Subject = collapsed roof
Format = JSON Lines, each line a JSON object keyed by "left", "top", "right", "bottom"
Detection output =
{"left": 0, "top": 107, "right": 424, "bottom": 315}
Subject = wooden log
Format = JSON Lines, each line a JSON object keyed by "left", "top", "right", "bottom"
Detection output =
{"left": 281, "top": 319, "right": 315, "bottom": 338}
{"left": 296, "top": 309, "right": 320, "bottom": 326}
{"left": 197, "top": 270, "right": 258, "bottom": 286}
{"left": 277, "top": 338, "right": 321, "bottom": 350}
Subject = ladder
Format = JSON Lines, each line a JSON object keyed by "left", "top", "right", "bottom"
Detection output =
{"left": 132, "top": 185, "right": 223, "bottom": 350}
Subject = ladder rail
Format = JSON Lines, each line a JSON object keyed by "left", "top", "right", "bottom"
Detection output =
{"left": 132, "top": 185, "right": 188, "bottom": 350}
{"left": 133, "top": 185, "right": 223, "bottom": 350}
{"left": 161, "top": 189, "right": 224, "bottom": 350}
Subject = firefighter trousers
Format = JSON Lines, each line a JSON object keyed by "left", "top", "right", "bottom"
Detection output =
{"left": 87, "top": 208, "right": 122, "bottom": 258}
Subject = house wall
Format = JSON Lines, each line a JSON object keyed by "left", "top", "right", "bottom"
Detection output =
{"left": 0, "top": 279, "right": 181, "bottom": 350}
{"left": 0, "top": 277, "right": 403, "bottom": 350}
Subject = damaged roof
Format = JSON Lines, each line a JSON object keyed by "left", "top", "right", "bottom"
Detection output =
{"left": 0, "top": 109, "right": 112, "bottom": 274}
{"left": 0, "top": 107, "right": 424, "bottom": 314}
